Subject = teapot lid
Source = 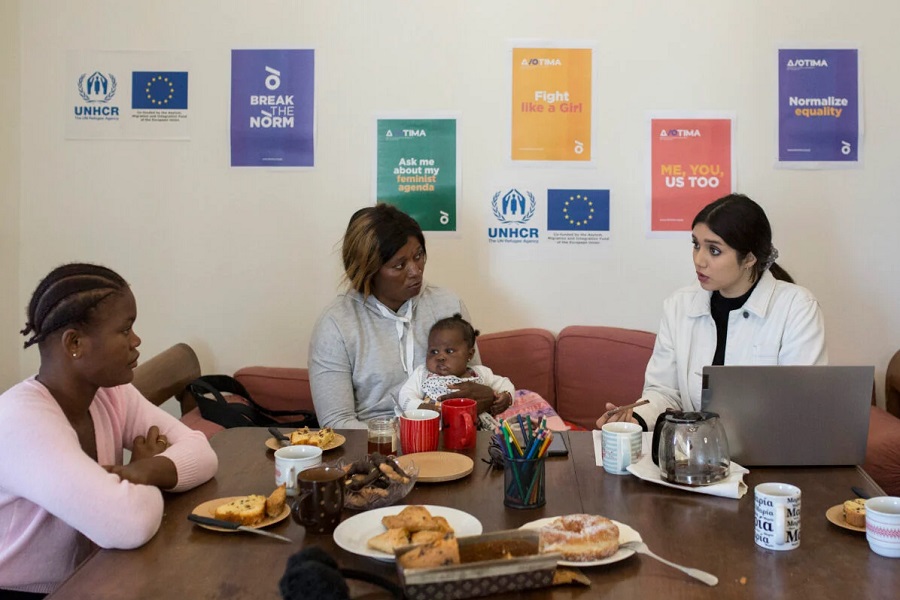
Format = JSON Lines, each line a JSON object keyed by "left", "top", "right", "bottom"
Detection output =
{"left": 664, "top": 410, "right": 720, "bottom": 424}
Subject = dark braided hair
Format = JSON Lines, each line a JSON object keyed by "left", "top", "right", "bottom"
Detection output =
{"left": 430, "top": 313, "right": 480, "bottom": 349}
{"left": 21, "top": 263, "right": 129, "bottom": 349}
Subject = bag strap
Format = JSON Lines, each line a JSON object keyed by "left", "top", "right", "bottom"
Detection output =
{"left": 187, "top": 376, "right": 259, "bottom": 428}
{"left": 188, "top": 375, "right": 318, "bottom": 428}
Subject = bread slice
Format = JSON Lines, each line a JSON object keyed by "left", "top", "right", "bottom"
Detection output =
{"left": 843, "top": 499, "right": 866, "bottom": 527}
{"left": 397, "top": 536, "right": 460, "bottom": 569}
{"left": 266, "top": 484, "right": 287, "bottom": 518}
{"left": 214, "top": 495, "right": 266, "bottom": 526}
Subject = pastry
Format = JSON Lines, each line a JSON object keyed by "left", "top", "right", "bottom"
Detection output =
{"left": 266, "top": 484, "right": 286, "bottom": 518}
{"left": 367, "top": 507, "right": 456, "bottom": 555}
{"left": 539, "top": 514, "right": 620, "bottom": 562}
{"left": 843, "top": 498, "right": 867, "bottom": 527}
{"left": 382, "top": 505, "right": 435, "bottom": 532}
{"left": 410, "top": 530, "right": 446, "bottom": 544}
{"left": 214, "top": 495, "right": 266, "bottom": 526}
{"left": 367, "top": 528, "right": 411, "bottom": 554}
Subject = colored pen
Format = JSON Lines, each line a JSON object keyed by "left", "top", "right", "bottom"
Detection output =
{"left": 503, "top": 420, "right": 523, "bottom": 456}
{"left": 538, "top": 431, "right": 553, "bottom": 458}
{"left": 517, "top": 414, "right": 527, "bottom": 443}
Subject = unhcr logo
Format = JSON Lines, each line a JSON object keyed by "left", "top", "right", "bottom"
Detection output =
{"left": 488, "top": 189, "right": 539, "bottom": 243}
{"left": 74, "top": 71, "right": 119, "bottom": 118}
{"left": 492, "top": 189, "right": 535, "bottom": 224}
{"left": 78, "top": 72, "right": 117, "bottom": 103}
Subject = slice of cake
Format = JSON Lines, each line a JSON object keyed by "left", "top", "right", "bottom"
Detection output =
{"left": 843, "top": 498, "right": 866, "bottom": 527}
{"left": 214, "top": 495, "right": 266, "bottom": 526}
{"left": 266, "top": 484, "right": 287, "bottom": 518}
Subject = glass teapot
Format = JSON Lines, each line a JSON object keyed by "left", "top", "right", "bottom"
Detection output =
{"left": 651, "top": 409, "right": 730, "bottom": 486}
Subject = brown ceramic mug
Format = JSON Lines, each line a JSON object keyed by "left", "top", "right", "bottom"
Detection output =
{"left": 290, "top": 466, "right": 345, "bottom": 534}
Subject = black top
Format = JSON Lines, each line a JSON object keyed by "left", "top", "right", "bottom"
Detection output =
{"left": 709, "top": 280, "right": 759, "bottom": 365}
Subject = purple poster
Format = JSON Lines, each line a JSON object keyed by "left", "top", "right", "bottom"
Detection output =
{"left": 231, "top": 49, "right": 315, "bottom": 167}
{"left": 778, "top": 48, "right": 859, "bottom": 166}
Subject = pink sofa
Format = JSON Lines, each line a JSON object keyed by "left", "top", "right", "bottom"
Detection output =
{"left": 144, "top": 328, "right": 900, "bottom": 495}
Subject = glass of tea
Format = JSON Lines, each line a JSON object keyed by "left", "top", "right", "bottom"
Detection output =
{"left": 367, "top": 416, "right": 398, "bottom": 455}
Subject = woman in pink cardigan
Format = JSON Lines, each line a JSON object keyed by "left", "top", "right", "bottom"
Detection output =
{"left": 0, "top": 264, "right": 218, "bottom": 598}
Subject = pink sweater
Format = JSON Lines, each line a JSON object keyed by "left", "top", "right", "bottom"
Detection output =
{"left": 0, "top": 378, "right": 218, "bottom": 594}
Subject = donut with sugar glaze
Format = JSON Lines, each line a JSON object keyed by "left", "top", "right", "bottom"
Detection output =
{"left": 539, "top": 514, "right": 620, "bottom": 561}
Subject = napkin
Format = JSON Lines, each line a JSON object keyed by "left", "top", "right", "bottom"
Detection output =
{"left": 593, "top": 431, "right": 749, "bottom": 499}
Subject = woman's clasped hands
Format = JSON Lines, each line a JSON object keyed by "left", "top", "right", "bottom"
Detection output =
{"left": 104, "top": 425, "right": 176, "bottom": 487}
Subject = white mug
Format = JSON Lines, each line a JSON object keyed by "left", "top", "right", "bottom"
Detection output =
{"left": 274, "top": 445, "right": 323, "bottom": 496}
{"left": 601, "top": 422, "right": 642, "bottom": 474}
{"left": 865, "top": 496, "right": 900, "bottom": 558}
{"left": 754, "top": 483, "right": 801, "bottom": 550}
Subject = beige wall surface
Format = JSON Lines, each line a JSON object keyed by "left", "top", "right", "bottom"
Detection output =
{"left": 12, "top": 1, "right": 900, "bottom": 403}
{"left": 1, "top": 0, "right": 21, "bottom": 391}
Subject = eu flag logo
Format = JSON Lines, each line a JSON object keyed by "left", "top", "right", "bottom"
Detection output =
{"left": 132, "top": 72, "right": 188, "bottom": 109}
{"left": 547, "top": 189, "right": 609, "bottom": 231}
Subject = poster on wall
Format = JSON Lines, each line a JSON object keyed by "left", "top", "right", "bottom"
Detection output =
{"left": 647, "top": 112, "right": 735, "bottom": 237}
{"left": 375, "top": 115, "right": 459, "bottom": 233}
{"left": 230, "top": 49, "right": 315, "bottom": 167}
{"left": 66, "top": 51, "right": 190, "bottom": 140}
{"left": 509, "top": 41, "right": 594, "bottom": 165}
{"left": 777, "top": 48, "right": 860, "bottom": 168}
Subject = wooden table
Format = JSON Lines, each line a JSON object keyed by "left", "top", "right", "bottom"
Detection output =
{"left": 48, "top": 429, "right": 898, "bottom": 599}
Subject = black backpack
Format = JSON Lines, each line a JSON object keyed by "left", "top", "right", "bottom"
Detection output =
{"left": 186, "top": 375, "right": 318, "bottom": 429}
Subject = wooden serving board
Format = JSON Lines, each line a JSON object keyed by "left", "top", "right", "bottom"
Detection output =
{"left": 398, "top": 452, "right": 474, "bottom": 483}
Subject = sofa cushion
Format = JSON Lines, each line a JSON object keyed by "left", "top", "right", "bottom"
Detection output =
{"left": 234, "top": 366, "right": 315, "bottom": 413}
{"left": 863, "top": 406, "right": 900, "bottom": 496}
{"left": 180, "top": 407, "right": 225, "bottom": 439}
{"left": 478, "top": 328, "right": 556, "bottom": 407}
{"left": 555, "top": 326, "right": 656, "bottom": 430}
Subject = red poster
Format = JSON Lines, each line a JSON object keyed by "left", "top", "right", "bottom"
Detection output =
{"left": 649, "top": 116, "right": 734, "bottom": 233}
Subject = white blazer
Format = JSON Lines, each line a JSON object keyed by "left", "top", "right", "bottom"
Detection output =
{"left": 634, "top": 270, "right": 827, "bottom": 428}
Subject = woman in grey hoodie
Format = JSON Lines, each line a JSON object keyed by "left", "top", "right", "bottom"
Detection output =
{"left": 308, "top": 204, "right": 508, "bottom": 428}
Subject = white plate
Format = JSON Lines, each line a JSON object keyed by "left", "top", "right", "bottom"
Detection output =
{"left": 332, "top": 504, "right": 483, "bottom": 562}
{"left": 519, "top": 517, "right": 643, "bottom": 567}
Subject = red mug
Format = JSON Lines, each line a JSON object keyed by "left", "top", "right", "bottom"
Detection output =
{"left": 399, "top": 409, "right": 440, "bottom": 454}
{"left": 442, "top": 398, "right": 476, "bottom": 450}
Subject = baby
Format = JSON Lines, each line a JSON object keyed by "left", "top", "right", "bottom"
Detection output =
{"left": 398, "top": 313, "right": 514, "bottom": 414}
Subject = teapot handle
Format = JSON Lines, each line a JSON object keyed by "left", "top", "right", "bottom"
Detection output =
{"left": 650, "top": 410, "right": 672, "bottom": 466}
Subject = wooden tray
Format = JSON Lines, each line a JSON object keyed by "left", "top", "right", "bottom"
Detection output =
{"left": 397, "top": 452, "right": 474, "bottom": 483}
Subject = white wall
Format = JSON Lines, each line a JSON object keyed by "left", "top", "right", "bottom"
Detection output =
{"left": 1, "top": 0, "right": 21, "bottom": 391}
{"left": 13, "top": 1, "right": 900, "bottom": 404}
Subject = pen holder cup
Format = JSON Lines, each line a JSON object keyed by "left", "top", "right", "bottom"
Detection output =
{"left": 503, "top": 455, "right": 546, "bottom": 510}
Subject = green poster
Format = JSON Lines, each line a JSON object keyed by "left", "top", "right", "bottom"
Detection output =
{"left": 376, "top": 117, "right": 458, "bottom": 232}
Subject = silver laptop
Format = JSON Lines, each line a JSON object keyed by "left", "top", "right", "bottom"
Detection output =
{"left": 700, "top": 366, "right": 873, "bottom": 466}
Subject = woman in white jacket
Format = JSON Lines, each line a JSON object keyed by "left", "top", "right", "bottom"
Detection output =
{"left": 597, "top": 194, "right": 826, "bottom": 430}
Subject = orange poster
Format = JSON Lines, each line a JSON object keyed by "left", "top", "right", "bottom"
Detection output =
{"left": 511, "top": 45, "right": 593, "bottom": 162}
{"left": 649, "top": 114, "right": 734, "bottom": 234}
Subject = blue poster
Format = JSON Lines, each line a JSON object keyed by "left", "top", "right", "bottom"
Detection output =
{"left": 778, "top": 49, "right": 859, "bottom": 166}
{"left": 230, "top": 49, "right": 315, "bottom": 167}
